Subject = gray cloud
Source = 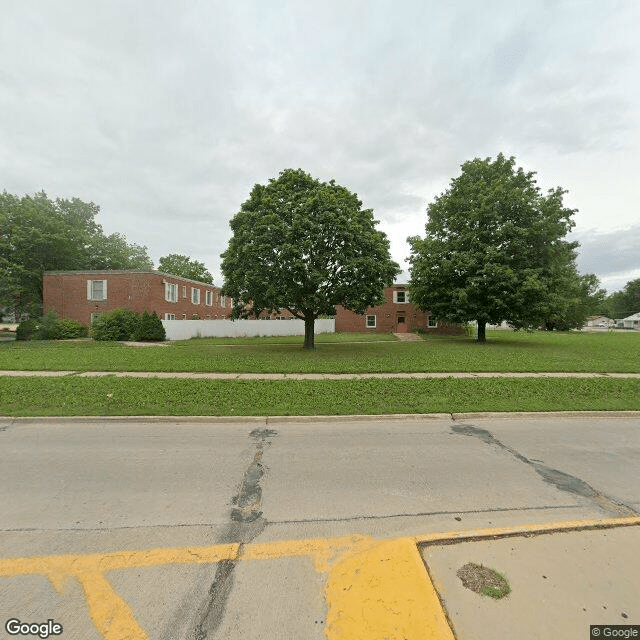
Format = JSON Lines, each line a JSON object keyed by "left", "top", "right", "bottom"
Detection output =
{"left": 1, "top": 0, "right": 639, "bottom": 287}
{"left": 572, "top": 226, "right": 640, "bottom": 292}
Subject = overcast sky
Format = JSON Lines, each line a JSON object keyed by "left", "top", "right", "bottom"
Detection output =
{"left": 1, "top": 0, "right": 639, "bottom": 292}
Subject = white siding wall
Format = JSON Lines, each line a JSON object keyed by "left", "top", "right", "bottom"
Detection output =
{"left": 161, "top": 318, "right": 335, "bottom": 340}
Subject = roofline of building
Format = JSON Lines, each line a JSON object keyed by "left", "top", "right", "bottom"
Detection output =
{"left": 43, "top": 271, "right": 408, "bottom": 290}
{"left": 43, "top": 270, "right": 218, "bottom": 288}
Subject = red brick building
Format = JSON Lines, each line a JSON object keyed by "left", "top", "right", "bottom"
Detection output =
{"left": 43, "top": 274, "right": 461, "bottom": 336}
{"left": 43, "top": 270, "right": 232, "bottom": 325}
{"left": 335, "top": 284, "right": 462, "bottom": 335}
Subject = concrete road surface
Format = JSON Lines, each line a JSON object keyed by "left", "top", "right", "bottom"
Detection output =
{"left": 0, "top": 415, "right": 638, "bottom": 639}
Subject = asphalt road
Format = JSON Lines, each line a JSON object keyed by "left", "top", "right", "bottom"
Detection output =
{"left": 1, "top": 415, "right": 638, "bottom": 639}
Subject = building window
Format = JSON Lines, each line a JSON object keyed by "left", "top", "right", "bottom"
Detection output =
{"left": 206, "top": 290, "right": 213, "bottom": 306}
{"left": 87, "top": 280, "right": 107, "bottom": 301}
{"left": 165, "top": 283, "right": 178, "bottom": 302}
{"left": 191, "top": 287, "right": 200, "bottom": 304}
{"left": 182, "top": 314, "right": 187, "bottom": 320}
{"left": 393, "top": 290, "right": 409, "bottom": 303}
{"left": 428, "top": 317, "right": 438, "bottom": 328}
{"left": 164, "top": 313, "right": 176, "bottom": 320}
{"left": 91, "top": 312, "right": 103, "bottom": 324}
{"left": 182, "top": 286, "right": 187, "bottom": 297}
{"left": 366, "top": 315, "right": 376, "bottom": 328}
{"left": 220, "top": 295, "right": 226, "bottom": 308}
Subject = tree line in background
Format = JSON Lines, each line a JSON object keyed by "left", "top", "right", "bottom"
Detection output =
{"left": 0, "top": 191, "right": 214, "bottom": 320}
{"left": 596, "top": 278, "right": 640, "bottom": 320}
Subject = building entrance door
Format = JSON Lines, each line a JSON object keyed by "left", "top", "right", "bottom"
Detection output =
{"left": 396, "top": 315, "right": 407, "bottom": 332}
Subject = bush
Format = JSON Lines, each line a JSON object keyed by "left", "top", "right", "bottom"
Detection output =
{"left": 56, "top": 318, "right": 89, "bottom": 339}
{"left": 36, "top": 311, "right": 66, "bottom": 340}
{"left": 16, "top": 319, "right": 38, "bottom": 341}
{"left": 135, "top": 311, "right": 166, "bottom": 341}
{"left": 16, "top": 312, "right": 88, "bottom": 340}
{"left": 92, "top": 309, "right": 141, "bottom": 341}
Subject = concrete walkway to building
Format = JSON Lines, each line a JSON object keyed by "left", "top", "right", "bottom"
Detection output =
{"left": 1, "top": 369, "right": 640, "bottom": 379}
{"left": 392, "top": 331, "right": 423, "bottom": 341}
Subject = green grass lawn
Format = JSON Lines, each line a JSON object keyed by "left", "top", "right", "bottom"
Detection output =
{"left": 0, "top": 330, "right": 638, "bottom": 373}
{"left": 1, "top": 376, "right": 638, "bottom": 416}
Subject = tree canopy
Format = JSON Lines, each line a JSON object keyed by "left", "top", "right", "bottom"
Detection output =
{"left": 543, "top": 271, "right": 607, "bottom": 330}
{"left": 408, "top": 154, "right": 579, "bottom": 342}
{"left": 605, "top": 278, "right": 640, "bottom": 319}
{"left": 157, "top": 253, "right": 213, "bottom": 284}
{"left": 0, "top": 191, "right": 152, "bottom": 318}
{"left": 221, "top": 168, "right": 400, "bottom": 348}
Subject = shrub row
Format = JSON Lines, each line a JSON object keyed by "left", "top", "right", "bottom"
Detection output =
{"left": 16, "top": 309, "right": 166, "bottom": 342}
{"left": 16, "top": 312, "right": 89, "bottom": 341}
{"left": 91, "top": 309, "right": 166, "bottom": 342}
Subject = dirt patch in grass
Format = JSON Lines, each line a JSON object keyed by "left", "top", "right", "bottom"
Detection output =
{"left": 120, "top": 341, "right": 169, "bottom": 347}
{"left": 457, "top": 562, "right": 511, "bottom": 599}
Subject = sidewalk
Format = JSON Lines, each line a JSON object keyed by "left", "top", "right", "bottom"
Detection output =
{"left": 421, "top": 518, "right": 640, "bottom": 640}
{"left": 1, "top": 369, "right": 640, "bottom": 379}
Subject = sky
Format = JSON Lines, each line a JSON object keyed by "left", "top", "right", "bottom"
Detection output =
{"left": 1, "top": 0, "right": 639, "bottom": 293}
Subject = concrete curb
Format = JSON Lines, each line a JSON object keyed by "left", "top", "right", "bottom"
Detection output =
{"left": 451, "top": 410, "right": 640, "bottom": 420}
{"left": 2, "top": 411, "right": 639, "bottom": 425}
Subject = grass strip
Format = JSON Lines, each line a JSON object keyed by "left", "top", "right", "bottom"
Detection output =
{"left": 1, "top": 377, "right": 638, "bottom": 417}
{"left": 1, "top": 331, "right": 639, "bottom": 374}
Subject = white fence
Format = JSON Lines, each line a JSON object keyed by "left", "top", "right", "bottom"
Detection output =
{"left": 161, "top": 318, "right": 335, "bottom": 341}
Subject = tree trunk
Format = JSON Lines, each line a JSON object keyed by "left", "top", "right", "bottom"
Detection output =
{"left": 303, "top": 315, "right": 316, "bottom": 349}
{"left": 477, "top": 320, "right": 486, "bottom": 343}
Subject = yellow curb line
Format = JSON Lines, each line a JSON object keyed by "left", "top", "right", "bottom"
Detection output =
{"left": 1, "top": 518, "right": 638, "bottom": 640}
{"left": 412, "top": 515, "right": 640, "bottom": 546}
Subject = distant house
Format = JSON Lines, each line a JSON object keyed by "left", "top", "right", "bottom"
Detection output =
{"left": 334, "top": 284, "right": 462, "bottom": 335}
{"left": 585, "top": 315, "right": 614, "bottom": 327}
{"left": 43, "top": 270, "right": 232, "bottom": 325}
{"left": 621, "top": 312, "right": 640, "bottom": 329}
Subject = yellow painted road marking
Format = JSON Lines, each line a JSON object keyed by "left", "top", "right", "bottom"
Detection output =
{"left": 325, "top": 536, "right": 455, "bottom": 640}
{"left": 413, "top": 516, "right": 640, "bottom": 546}
{"left": 1, "top": 517, "right": 638, "bottom": 640}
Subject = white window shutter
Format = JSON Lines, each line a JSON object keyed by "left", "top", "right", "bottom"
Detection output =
{"left": 87, "top": 280, "right": 92, "bottom": 300}
{"left": 102, "top": 280, "right": 107, "bottom": 300}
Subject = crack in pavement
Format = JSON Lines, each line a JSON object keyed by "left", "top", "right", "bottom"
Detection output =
{"left": 0, "top": 418, "right": 15, "bottom": 432}
{"left": 451, "top": 423, "right": 638, "bottom": 517}
{"left": 189, "top": 427, "right": 278, "bottom": 640}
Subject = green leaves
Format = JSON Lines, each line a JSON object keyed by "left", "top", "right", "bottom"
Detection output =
{"left": 409, "top": 154, "right": 580, "bottom": 337}
{"left": 0, "top": 191, "right": 153, "bottom": 318}
{"left": 157, "top": 254, "right": 213, "bottom": 284}
{"left": 221, "top": 168, "right": 400, "bottom": 347}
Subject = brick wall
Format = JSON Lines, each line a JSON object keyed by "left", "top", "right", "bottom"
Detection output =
{"left": 43, "top": 271, "right": 232, "bottom": 326}
{"left": 335, "top": 285, "right": 463, "bottom": 335}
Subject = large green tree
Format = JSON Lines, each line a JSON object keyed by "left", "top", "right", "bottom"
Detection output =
{"left": 157, "top": 253, "right": 213, "bottom": 284}
{"left": 0, "top": 191, "right": 152, "bottom": 318}
{"left": 408, "top": 154, "right": 578, "bottom": 342}
{"left": 221, "top": 168, "right": 400, "bottom": 349}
